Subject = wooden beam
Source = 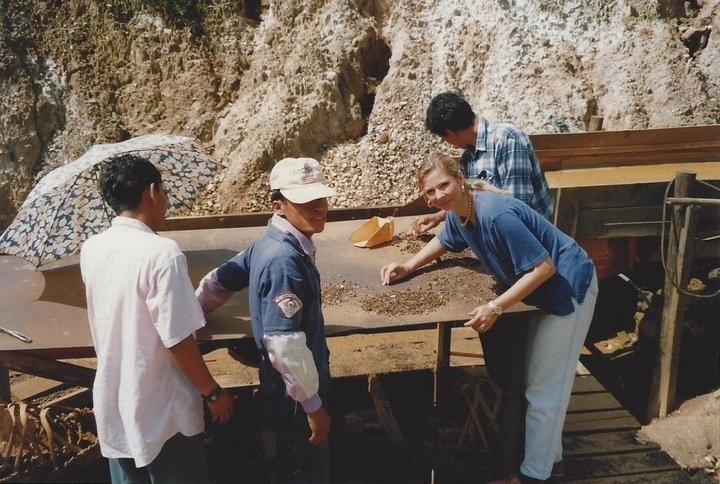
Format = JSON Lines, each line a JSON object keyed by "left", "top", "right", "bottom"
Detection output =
{"left": 531, "top": 124, "right": 720, "bottom": 171}
{"left": 575, "top": 206, "right": 663, "bottom": 238}
{"left": 564, "top": 451, "right": 686, "bottom": 480}
{"left": 648, "top": 172, "right": 698, "bottom": 418}
{"left": 537, "top": 143, "right": 720, "bottom": 171}
{"left": 561, "top": 430, "right": 660, "bottom": 458}
{"left": 0, "top": 352, "right": 96, "bottom": 389}
{"left": 553, "top": 187, "right": 580, "bottom": 237}
{"left": 164, "top": 201, "right": 435, "bottom": 232}
{"left": 0, "top": 365, "right": 9, "bottom": 403}
{"left": 434, "top": 324, "right": 451, "bottom": 404}
{"left": 531, "top": 124, "right": 720, "bottom": 151}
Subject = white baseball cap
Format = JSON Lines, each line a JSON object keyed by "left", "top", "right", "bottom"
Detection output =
{"left": 270, "top": 157, "right": 337, "bottom": 204}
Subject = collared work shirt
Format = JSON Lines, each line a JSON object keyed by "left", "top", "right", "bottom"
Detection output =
{"left": 196, "top": 216, "right": 329, "bottom": 412}
{"left": 460, "top": 117, "right": 555, "bottom": 221}
{"left": 80, "top": 216, "right": 205, "bottom": 467}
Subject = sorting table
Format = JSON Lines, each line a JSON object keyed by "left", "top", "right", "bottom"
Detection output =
{"left": 0, "top": 216, "right": 537, "bottom": 475}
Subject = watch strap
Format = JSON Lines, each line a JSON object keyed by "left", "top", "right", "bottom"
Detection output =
{"left": 203, "top": 384, "right": 223, "bottom": 403}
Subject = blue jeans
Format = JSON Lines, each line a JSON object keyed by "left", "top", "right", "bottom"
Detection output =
{"left": 520, "top": 271, "right": 599, "bottom": 480}
{"left": 108, "top": 432, "right": 211, "bottom": 484}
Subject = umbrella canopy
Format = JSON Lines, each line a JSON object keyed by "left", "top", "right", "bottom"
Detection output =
{"left": 0, "top": 134, "right": 223, "bottom": 267}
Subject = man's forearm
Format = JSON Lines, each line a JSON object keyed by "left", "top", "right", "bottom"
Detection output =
{"left": 168, "top": 335, "right": 218, "bottom": 396}
{"left": 196, "top": 269, "right": 235, "bottom": 313}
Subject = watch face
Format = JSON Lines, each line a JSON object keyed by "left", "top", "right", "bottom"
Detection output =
{"left": 205, "top": 385, "right": 222, "bottom": 402}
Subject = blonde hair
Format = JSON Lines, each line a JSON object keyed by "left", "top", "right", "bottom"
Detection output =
{"left": 417, "top": 152, "right": 509, "bottom": 196}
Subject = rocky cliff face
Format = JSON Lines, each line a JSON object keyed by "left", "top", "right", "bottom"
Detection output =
{"left": 0, "top": 0, "right": 717, "bottom": 228}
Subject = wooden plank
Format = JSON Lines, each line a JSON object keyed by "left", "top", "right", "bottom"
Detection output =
{"left": 538, "top": 140, "right": 720, "bottom": 156}
{"left": 0, "top": 366, "right": 9, "bottom": 403}
{"left": 164, "top": 202, "right": 434, "bottom": 231}
{"left": 545, "top": 161, "right": 720, "bottom": 189}
{"left": 40, "top": 387, "right": 92, "bottom": 407}
{"left": 531, "top": 124, "right": 720, "bottom": 151}
{"left": 575, "top": 206, "right": 663, "bottom": 238}
{"left": 564, "top": 469, "right": 692, "bottom": 483}
{"left": 434, "top": 323, "right": 451, "bottom": 404}
{"left": 563, "top": 409, "right": 640, "bottom": 434}
{"left": 566, "top": 392, "right": 624, "bottom": 413}
{"left": 562, "top": 430, "right": 660, "bottom": 457}
{"left": 532, "top": 125, "right": 720, "bottom": 171}
{"left": 0, "top": 352, "right": 95, "bottom": 388}
{"left": 562, "top": 451, "right": 687, "bottom": 481}
{"left": 554, "top": 187, "right": 580, "bottom": 236}
{"left": 571, "top": 375, "right": 608, "bottom": 394}
{"left": 550, "top": 183, "right": 667, "bottom": 209}
{"left": 649, "top": 173, "right": 699, "bottom": 418}
{"left": 10, "top": 375, "right": 65, "bottom": 401}
{"left": 538, "top": 148, "right": 720, "bottom": 171}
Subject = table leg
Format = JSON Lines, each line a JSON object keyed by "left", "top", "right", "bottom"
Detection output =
{"left": 434, "top": 323, "right": 452, "bottom": 404}
{"left": 0, "top": 364, "right": 9, "bottom": 403}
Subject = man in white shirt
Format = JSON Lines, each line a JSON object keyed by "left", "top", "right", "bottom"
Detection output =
{"left": 80, "top": 154, "right": 234, "bottom": 483}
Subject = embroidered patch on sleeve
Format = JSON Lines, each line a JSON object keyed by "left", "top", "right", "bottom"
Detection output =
{"left": 273, "top": 292, "right": 303, "bottom": 318}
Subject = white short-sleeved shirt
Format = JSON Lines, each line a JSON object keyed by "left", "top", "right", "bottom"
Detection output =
{"left": 80, "top": 216, "right": 206, "bottom": 467}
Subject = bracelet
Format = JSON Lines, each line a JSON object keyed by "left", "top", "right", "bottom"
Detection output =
{"left": 202, "top": 384, "right": 223, "bottom": 403}
{"left": 488, "top": 300, "right": 503, "bottom": 316}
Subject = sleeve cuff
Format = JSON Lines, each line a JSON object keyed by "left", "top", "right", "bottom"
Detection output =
{"left": 301, "top": 393, "right": 322, "bottom": 413}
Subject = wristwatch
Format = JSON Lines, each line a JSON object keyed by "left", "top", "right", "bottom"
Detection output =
{"left": 202, "top": 384, "right": 223, "bottom": 403}
{"left": 488, "top": 300, "right": 503, "bottom": 317}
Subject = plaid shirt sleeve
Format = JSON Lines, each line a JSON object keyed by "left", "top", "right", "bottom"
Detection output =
{"left": 495, "top": 131, "right": 535, "bottom": 205}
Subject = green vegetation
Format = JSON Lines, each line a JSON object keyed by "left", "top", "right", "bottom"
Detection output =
{"left": 546, "top": 115, "right": 570, "bottom": 133}
{"left": 638, "top": 6, "right": 660, "bottom": 21}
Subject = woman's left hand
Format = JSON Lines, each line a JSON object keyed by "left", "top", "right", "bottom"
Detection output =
{"left": 464, "top": 304, "right": 499, "bottom": 333}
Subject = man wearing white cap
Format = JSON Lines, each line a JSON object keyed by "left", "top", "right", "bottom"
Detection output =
{"left": 196, "top": 157, "right": 336, "bottom": 483}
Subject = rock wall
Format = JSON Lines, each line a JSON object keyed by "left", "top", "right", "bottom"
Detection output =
{"left": 0, "top": 0, "right": 717, "bottom": 228}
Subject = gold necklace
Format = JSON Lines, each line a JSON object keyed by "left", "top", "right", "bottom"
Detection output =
{"left": 459, "top": 193, "right": 473, "bottom": 226}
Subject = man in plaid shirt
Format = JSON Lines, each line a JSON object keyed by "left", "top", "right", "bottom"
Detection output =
{"left": 413, "top": 91, "right": 554, "bottom": 232}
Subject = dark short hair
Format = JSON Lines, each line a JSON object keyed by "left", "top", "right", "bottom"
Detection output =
{"left": 99, "top": 154, "right": 162, "bottom": 214}
{"left": 424, "top": 91, "right": 476, "bottom": 136}
{"left": 270, "top": 189, "right": 285, "bottom": 202}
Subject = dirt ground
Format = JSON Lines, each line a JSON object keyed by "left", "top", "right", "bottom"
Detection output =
{"left": 638, "top": 389, "right": 720, "bottom": 479}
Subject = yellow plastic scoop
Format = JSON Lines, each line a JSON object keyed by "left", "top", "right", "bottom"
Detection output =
{"left": 349, "top": 216, "right": 395, "bottom": 248}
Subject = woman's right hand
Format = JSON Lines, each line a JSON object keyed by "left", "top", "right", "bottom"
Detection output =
{"left": 380, "top": 262, "right": 410, "bottom": 285}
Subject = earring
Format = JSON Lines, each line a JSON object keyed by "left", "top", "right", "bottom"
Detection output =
{"left": 461, "top": 183, "right": 466, "bottom": 194}
{"left": 425, "top": 198, "right": 433, "bottom": 208}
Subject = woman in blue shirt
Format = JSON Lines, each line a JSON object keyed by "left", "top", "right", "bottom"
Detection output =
{"left": 381, "top": 152, "right": 598, "bottom": 483}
